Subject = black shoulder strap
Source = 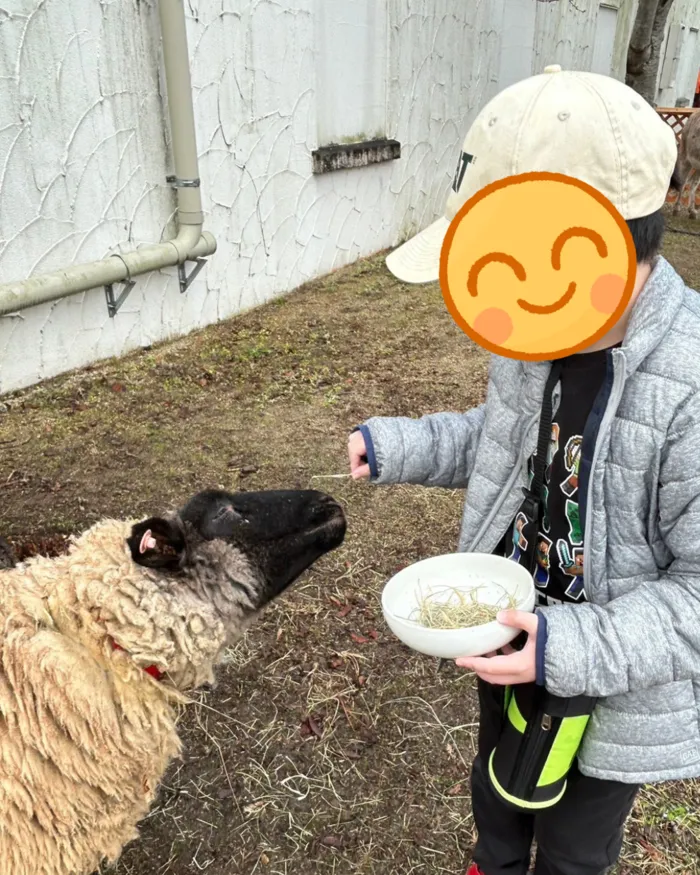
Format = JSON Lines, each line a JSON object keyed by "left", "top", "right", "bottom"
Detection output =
{"left": 520, "top": 361, "right": 563, "bottom": 575}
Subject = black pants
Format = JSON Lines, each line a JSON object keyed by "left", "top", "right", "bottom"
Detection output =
{"left": 471, "top": 679, "right": 640, "bottom": 875}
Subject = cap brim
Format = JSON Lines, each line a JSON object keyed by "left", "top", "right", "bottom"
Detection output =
{"left": 385, "top": 216, "right": 450, "bottom": 284}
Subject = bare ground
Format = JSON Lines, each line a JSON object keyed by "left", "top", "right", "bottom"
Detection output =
{"left": 1, "top": 206, "right": 699, "bottom": 874}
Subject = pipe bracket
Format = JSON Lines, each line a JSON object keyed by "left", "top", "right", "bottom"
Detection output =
{"left": 105, "top": 280, "right": 136, "bottom": 318}
{"left": 166, "top": 175, "right": 201, "bottom": 188}
{"left": 178, "top": 258, "right": 206, "bottom": 294}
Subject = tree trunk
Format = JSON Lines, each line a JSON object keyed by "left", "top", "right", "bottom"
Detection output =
{"left": 626, "top": 0, "right": 676, "bottom": 106}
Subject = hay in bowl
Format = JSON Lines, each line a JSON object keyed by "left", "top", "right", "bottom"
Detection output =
{"left": 410, "top": 582, "right": 518, "bottom": 630}
{"left": 381, "top": 552, "right": 535, "bottom": 660}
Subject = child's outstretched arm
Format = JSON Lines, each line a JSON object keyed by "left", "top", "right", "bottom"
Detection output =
{"left": 348, "top": 404, "right": 486, "bottom": 489}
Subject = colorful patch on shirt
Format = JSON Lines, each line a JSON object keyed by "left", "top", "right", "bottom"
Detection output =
{"left": 534, "top": 534, "right": 552, "bottom": 589}
{"left": 565, "top": 498, "right": 582, "bottom": 546}
{"left": 509, "top": 511, "right": 529, "bottom": 563}
{"left": 560, "top": 435, "right": 581, "bottom": 498}
{"left": 542, "top": 483, "right": 551, "bottom": 533}
{"left": 556, "top": 539, "right": 586, "bottom": 600}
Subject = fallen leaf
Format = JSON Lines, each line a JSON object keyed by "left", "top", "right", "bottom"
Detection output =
{"left": 337, "top": 605, "right": 352, "bottom": 618}
{"left": 276, "top": 628, "right": 283, "bottom": 641}
{"left": 300, "top": 714, "right": 324, "bottom": 739}
{"left": 111, "top": 383, "right": 125, "bottom": 393}
{"left": 308, "top": 716, "right": 323, "bottom": 738}
{"left": 329, "top": 658, "right": 344, "bottom": 669}
{"left": 357, "top": 675, "right": 366, "bottom": 686}
{"left": 320, "top": 835, "right": 344, "bottom": 849}
{"left": 638, "top": 839, "right": 663, "bottom": 860}
{"left": 367, "top": 629, "right": 379, "bottom": 640}
{"left": 350, "top": 633, "right": 369, "bottom": 645}
{"left": 448, "top": 783, "right": 463, "bottom": 796}
{"left": 329, "top": 596, "right": 344, "bottom": 608}
{"left": 260, "top": 853, "right": 270, "bottom": 865}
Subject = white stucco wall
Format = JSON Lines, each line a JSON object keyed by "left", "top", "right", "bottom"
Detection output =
{"left": 656, "top": 0, "right": 700, "bottom": 106}
{"left": 2, "top": 0, "right": 699, "bottom": 394}
{"left": 0, "top": 0, "right": 506, "bottom": 394}
{"left": 533, "top": 0, "right": 601, "bottom": 72}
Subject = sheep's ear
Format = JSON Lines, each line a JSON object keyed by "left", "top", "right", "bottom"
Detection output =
{"left": 127, "top": 517, "right": 185, "bottom": 570}
{"left": 0, "top": 536, "right": 17, "bottom": 569}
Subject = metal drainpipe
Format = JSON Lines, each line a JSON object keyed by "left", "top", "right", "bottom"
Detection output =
{"left": 0, "top": 0, "right": 216, "bottom": 318}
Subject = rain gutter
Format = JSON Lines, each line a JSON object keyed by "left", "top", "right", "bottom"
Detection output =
{"left": 0, "top": 0, "right": 216, "bottom": 318}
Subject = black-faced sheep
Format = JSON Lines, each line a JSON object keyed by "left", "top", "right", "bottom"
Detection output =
{"left": 0, "top": 487, "right": 346, "bottom": 875}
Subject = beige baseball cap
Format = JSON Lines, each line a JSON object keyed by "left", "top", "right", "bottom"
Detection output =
{"left": 386, "top": 64, "right": 678, "bottom": 284}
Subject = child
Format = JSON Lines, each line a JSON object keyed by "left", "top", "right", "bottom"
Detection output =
{"left": 348, "top": 66, "right": 700, "bottom": 875}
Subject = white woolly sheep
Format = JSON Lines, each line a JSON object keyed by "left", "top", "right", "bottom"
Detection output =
{"left": 0, "top": 487, "right": 346, "bottom": 875}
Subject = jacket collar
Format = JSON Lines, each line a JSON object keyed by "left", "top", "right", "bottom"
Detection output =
{"left": 618, "top": 255, "right": 687, "bottom": 376}
{"left": 518, "top": 255, "right": 688, "bottom": 382}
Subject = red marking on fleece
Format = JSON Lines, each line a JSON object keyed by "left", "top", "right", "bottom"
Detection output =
{"left": 110, "top": 640, "right": 163, "bottom": 681}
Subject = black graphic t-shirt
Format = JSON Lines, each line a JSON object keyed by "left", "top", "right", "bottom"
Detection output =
{"left": 497, "top": 349, "right": 609, "bottom": 607}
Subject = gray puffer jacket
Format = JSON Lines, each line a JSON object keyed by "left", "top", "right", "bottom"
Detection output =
{"left": 361, "top": 256, "right": 700, "bottom": 784}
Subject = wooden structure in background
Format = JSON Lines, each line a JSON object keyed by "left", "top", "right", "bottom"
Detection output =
{"left": 656, "top": 107, "right": 697, "bottom": 144}
{"left": 657, "top": 108, "right": 699, "bottom": 209}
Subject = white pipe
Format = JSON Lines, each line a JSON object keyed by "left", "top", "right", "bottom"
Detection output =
{"left": 0, "top": 0, "right": 216, "bottom": 318}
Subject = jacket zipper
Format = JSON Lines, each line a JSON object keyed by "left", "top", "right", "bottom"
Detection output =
{"left": 466, "top": 410, "right": 540, "bottom": 552}
{"left": 582, "top": 350, "right": 627, "bottom": 596}
{"left": 466, "top": 370, "right": 562, "bottom": 554}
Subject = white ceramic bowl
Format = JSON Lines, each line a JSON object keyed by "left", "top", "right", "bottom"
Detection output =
{"left": 381, "top": 552, "right": 536, "bottom": 659}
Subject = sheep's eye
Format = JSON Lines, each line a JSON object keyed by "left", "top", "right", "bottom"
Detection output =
{"left": 213, "top": 505, "right": 235, "bottom": 520}
{"left": 209, "top": 505, "right": 250, "bottom": 527}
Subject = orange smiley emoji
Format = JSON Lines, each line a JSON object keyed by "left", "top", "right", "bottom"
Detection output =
{"left": 439, "top": 172, "right": 637, "bottom": 361}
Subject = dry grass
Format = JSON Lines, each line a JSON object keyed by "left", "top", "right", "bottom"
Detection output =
{"left": 1, "top": 205, "right": 699, "bottom": 874}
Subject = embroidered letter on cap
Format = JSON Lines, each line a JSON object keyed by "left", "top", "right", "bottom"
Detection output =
{"left": 452, "top": 151, "right": 476, "bottom": 193}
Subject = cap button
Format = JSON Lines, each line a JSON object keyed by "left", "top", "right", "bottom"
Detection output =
{"left": 544, "top": 64, "right": 562, "bottom": 74}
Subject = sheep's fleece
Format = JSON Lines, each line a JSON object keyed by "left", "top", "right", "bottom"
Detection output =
{"left": 0, "top": 518, "right": 253, "bottom": 875}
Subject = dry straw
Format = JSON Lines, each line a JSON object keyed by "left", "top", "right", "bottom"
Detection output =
{"left": 409, "top": 582, "right": 517, "bottom": 630}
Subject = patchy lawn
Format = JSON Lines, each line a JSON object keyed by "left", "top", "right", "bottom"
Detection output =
{"left": 1, "top": 206, "right": 699, "bottom": 874}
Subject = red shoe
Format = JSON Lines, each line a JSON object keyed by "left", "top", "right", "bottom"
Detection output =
{"left": 465, "top": 866, "right": 485, "bottom": 875}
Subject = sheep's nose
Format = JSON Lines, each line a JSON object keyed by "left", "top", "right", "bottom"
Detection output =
{"left": 317, "top": 493, "right": 339, "bottom": 506}
{"left": 308, "top": 495, "right": 338, "bottom": 518}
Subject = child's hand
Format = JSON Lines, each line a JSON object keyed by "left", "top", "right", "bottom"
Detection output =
{"left": 348, "top": 431, "right": 370, "bottom": 480}
{"left": 455, "top": 611, "right": 539, "bottom": 685}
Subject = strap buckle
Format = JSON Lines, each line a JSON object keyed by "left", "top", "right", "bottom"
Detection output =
{"left": 520, "top": 488, "right": 539, "bottom": 521}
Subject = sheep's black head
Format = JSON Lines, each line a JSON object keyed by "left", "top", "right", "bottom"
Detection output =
{"left": 126, "top": 488, "right": 346, "bottom": 608}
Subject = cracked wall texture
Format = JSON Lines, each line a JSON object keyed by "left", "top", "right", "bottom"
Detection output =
{"left": 0, "top": 0, "right": 692, "bottom": 393}
{"left": 657, "top": 0, "right": 700, "bottom": 107}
